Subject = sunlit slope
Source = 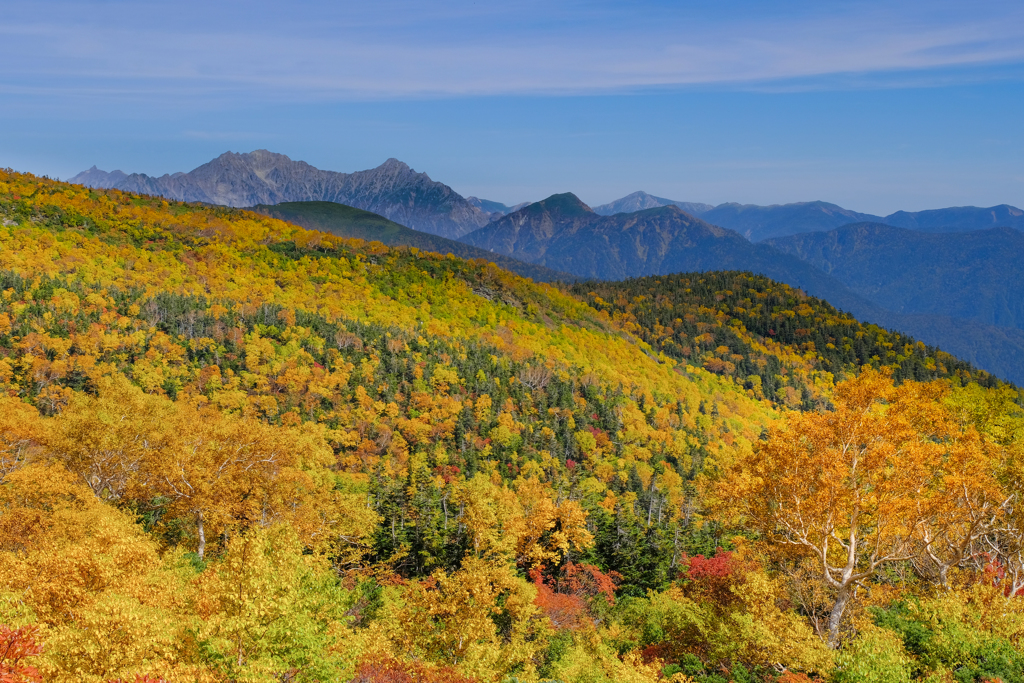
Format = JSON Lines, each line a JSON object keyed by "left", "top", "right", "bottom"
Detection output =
{"left": 0, "top": 170, "right": 774, "bottom": 495}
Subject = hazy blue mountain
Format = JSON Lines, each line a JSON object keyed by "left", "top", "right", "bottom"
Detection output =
{"left": 69, "top": 150, "right": 491, "bottom": 239}
{"left": 872, "top": 311, "right": 1024, "bottom": 386}
{"left": 597, "top": 196, "right": 1024, "bottom": 239}
{"left": 250, "top": 201, "right": 572, "bottom": 283}
{"left": 466, "top": 196, "right": 532, "bottom": 219}
{"left": 697, "top": 201, "right": 882, "bottom": 241}
{"left": 882, "top": 205, "right": 1024, "bottom": 232}
{"left": 67, "top": 166, "right": 128, "bottom": 189}
{"left": 466, "top": 197, "right": 512, "bottom": 215}
{"left": 684, "top": 200, "right": 1024, "bottom": 239}
{"left": 593, "top": 191, "right": 714, "bottom": 217}
{"left": 765, "top": 223, "right": 1024, "bottom": 331}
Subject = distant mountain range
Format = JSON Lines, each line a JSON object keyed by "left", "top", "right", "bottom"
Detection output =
{"left": 465, "top": 197, "right": 530, "bottom": 219}
{"left": 71, "top": 152, "right": 1024, "bottom": 241}
{"left": 589, "top": 191, "right": 1024, "bottom": 241}
{"left": 68, "top": 151, "right": 1024, "bottom": 382}
{"left": 458, "top": 193, "right": 909, "bottom": 325}
{"left": 69, "top": 150, "right": 490, "bottom": 239}
{"left": 249, "top": 201, "right": 572, "bottom": 283}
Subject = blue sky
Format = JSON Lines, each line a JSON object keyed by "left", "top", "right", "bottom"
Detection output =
{"left": 2, "top": 0, "right": 1024, "bottom": 214}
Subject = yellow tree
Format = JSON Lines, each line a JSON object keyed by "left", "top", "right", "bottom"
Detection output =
{"left": 44, "top": 375, "right": 172, "bottom": 502}
{"left": 191, "top": 525, "right": 350, "bottom": 681}
{"left": 391, "top": 556, "right": 547, "bottom": 679}
{"left": 144, "top": 404, "right": 334, "bottom": 560}
{"left": 718, "top": 369, "right": 985, "bottom": 647}
{"left": 913, "top": 423, "right": 1007, "bottom": 588}
{"left": 0, "top": 396, "right": 43, "bottom": 482}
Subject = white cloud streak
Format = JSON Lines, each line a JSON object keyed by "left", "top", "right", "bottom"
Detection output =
{"left": 2, "top": 0, "right": 1024, "bottom": 107}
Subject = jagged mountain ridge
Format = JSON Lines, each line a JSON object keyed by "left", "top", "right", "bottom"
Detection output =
{"left": 69, "top": 150, "right": 491, "bottom": 239}
{"left": 71, "top": 151, "right": 1024, "bottom": 240}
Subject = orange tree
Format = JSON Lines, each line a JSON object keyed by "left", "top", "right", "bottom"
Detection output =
{"left": 715, "top": 368, "right": 1004, "bottom": 648}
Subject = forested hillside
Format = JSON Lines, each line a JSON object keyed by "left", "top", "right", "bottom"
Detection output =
{"left": 0, "top": 171, "right": 1023, "bottom": 683}
{"left": 570, "top": 272, "right": 1010, "bottom": 410}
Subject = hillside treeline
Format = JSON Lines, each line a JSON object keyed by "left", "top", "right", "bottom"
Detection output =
{"left": 0, "top": 171, "right": 1022, "bottom": 682}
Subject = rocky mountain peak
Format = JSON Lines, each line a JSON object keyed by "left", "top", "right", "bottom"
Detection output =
{"left": 378, "top": 158, "right": 412, "bottom": 173}
{"left": 67, "top": 151, "right": 490, "bottom": 239}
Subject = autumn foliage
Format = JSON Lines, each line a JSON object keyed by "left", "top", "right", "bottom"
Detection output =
{"left": 0, "top": 625, "right": 42, "bottom": 683}
{"left": 0, "top": 170, "right": 1022, "bottom": 681}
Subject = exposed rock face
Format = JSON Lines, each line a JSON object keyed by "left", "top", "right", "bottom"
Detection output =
{"left": 593, "top": 191, "right": 713, "bottom": 217}
{"left": 68, "top": 150, "right": 490, "bottom": 239}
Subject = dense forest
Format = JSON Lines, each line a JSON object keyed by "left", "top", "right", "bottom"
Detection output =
{"left": 0, "top": 170, "right": 1022, "bottom": 682}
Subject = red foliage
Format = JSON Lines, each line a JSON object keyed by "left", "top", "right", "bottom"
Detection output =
{"left": 351, "top": 655, "right": 477, "bottom": 683}
{"left": 981, "top": 555, "right": 1024, "bottom": 598}
{"left": 432, "top": 465, "right": 461, "bottom": 484}
{"left": 679, "top": 548, "right": 741, "bottom": 604}
{"left": 777, "top": 673, "right": 821, "bottom": 683}
{"left": 565, "top": 459, "right": 576, "bottom": 470}
{"left": 639, "top": 642, "right": 673, "bottom": 665}
{"left": 0, "top": 625, "right": 42, "bottom": 683}
{"left": 531, "top": 563, "right": 621, "bottom": 630}
{"left": 557, "top": 562, "right": 620, "bottom": 605}
{"left": 532, "top": 570, "right": 589, "bottom": 630}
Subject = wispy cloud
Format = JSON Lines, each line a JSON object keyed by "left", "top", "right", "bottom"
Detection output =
{"left": 3, "top": 0, "right": 1024, "bottom": 109}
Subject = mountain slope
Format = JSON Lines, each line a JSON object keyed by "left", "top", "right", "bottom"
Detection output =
{"left": 461, "top": 194, "right": 876, "bottom": 309}
{"left": 2, "top": 170, "right": 1023, "bottom": 681}
{"left": 69, "top": 150, "right": 490, "bottom": 239}
{"left": 251, "top": 201, "right": 573, "bottom": 282}
{"left": 593, "top": 191, "right": 713, "bottom": 217}
{"left": 571, "top": 272, "right": 1003, "bottom": 407}
{"left": 766, "top": 223, "right": 1024, "bottom": 330}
